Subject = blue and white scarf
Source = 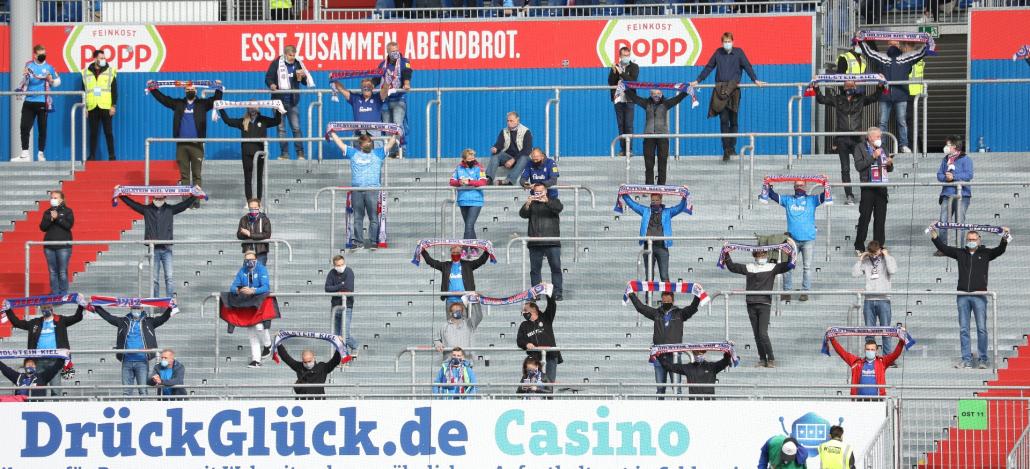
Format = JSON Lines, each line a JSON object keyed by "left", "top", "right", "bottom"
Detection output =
{"left": 856, "top": 30, "right": 937, "bottom": 54}
{"left": 212, "top": 100, "right": 286, "bottom": 121}
{"left": 462, "top": 283, "right": 552, "bottom": 307}
{"left": 821, "top": 326, "right": 915, "bottom": 355}
{"left": 614, "top": 184, "right": 693, "bottom": 214}
{"left": 271, "top": 330, "right": 352, "bottom": 365}
{"left": 328, "top": 69, "right": 385, "bottom": 102}
{"left": 716, "top": 243, "right": 796, "bottom": 270}
{"left": 0, "top": 348, "right": 71, "bottom": 361}
{"left": 649, "top": 342, "right": 739, "bottom": 367}
{"left": 759, "top": 175, "right": 833, "bottom": 205}
{"left": 805, "top": 73, "right": 888, "bottom": 96}
{"left": 325, "top": 121, "right": 403, "bottom": 139}
{"left": 145, "top": 79, "right": 223, "bottom": 95}
{"left": 112, "top": 185, "right": 207, "bottom": 207}
{"left": 2, "top": 293, "right": 82, "bottom": 315}
{"left": 621, "top": 81, "right": 700, "bottom": 108}
{"left": 411, "top": 239, "right": 497, "bottom": 266}
{"left": 926, "top": 222, "right": 1013, "bottom": 242}
{"left": 623, "top": 281, "right": 709, "bottom": 306}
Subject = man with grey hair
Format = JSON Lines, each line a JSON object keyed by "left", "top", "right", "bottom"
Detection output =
{"left": 372, "top": 41, "right": 412, "bottom": 159}
{"left": 487, "top": 111, "right": 533, "bottom": 185}
{"left": 853, "top": 127, "right": 893, "bottom": 253}
{"left": 265, "top": 44, "right": 312, "bottom": 160}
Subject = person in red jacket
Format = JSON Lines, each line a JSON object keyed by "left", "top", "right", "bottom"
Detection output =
{"left": 829, "top": 332, "right": 905, "bottom": 397}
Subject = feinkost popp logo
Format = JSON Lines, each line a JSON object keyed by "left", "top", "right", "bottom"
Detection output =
{"left": 62, "top": 24, "right": 166, "bottom": 73}
{"left": 596, "top": 18, "right": 703, "bottom": 68}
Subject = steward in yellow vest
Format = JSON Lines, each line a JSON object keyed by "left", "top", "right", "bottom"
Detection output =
{"left": 817, "top": 425, "right": 855, "bottom": 469}
{"left": 81, "top": 50, "right": 117, "bottom": 160}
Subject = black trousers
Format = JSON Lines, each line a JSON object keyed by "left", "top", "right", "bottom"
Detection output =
{"left": 835, "top": 136, "right": 859, "bottom": 198}
{"left": 642, "top": 137, "right": 669, "bottom": 185}
{"left": 242, "top": 149, "right": 265, "bottom": 201}
{"left": 87, "top": 107, "right": 115, "bottom": 160}
{"left": 855, "top": 187, "right": 888, "bottom": 251}
{"left": 747, "top": 303, "right": 773, "bottom": 361}
{"left": 20, "top": 101, "right": 49, "bottom": 151}
{"left": 613, "top": 102, "right": 635, "bottom": 155}
{"left": 719, "top": 107, "right": 738, "bottom": 154}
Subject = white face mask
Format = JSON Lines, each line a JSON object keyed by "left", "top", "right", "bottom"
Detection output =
{"left": 854, "top": 45, "right": 863, "bottom": 54}
{"left": 334, "top": 266, "right": 346, "bottom": 273}
{"left": 865, "top": 350, "right": 877, "bottom": 361}
{"left": 303, "top": 361, "right": 315, "bottom": 370}
{"left": 619, "top": 57, "right": 630, "bottom": 65}
{"left": 723, "top": 42, "right": 733, "bottom": 52}
{"left": 872, "top": 139, "right": 882, "bottom": 148}
{"left": 943, "top": 145, "right": 953, "bottom": 155}
{"left": 153, "top": 199, "right": 166, "bottom": 208}
{"left": 97, "top": 59, "right": 107, "bottom": 67}
{"left": 49, "top": 198, "right": 60, "bottom": 207}
{"left": 756, "top": 257, "right": 769, "bottom": 265}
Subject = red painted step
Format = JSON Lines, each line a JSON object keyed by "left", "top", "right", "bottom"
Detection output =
{"left": 0, "top": 161, "right": 179, "bottom": 337}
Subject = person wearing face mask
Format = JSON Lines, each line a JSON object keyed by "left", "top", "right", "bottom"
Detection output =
{"left": 620, "top": 189, "right": 690, "bottom": 282}
{"left": 218, "top": 106, "right": 282, "bottom": 201}
{"left": 930, "top": 227, "right": 1008, "bottom": 369}
{"left": 934, "top": 136, "right": 974, "bottom": 251}
{"left": 520, "top": 183, "right": 564, "bottom": 300}
{"left": 329, "top": 132, "right": 397, "bottom": 250}
{"left": 487, "top": 112, "right": 534, "bottom": 185}
{"left": 118, "top": 191, "right": 197, "bottom": 297}
{"left": 516, "top": 291, "right": 561, "bottom": 384}
{"left": 82, "top": 48, "right": 118, "bottom": 161}
{"left": 147, "top": 349, "right": 186, "bottom": 397}
{"left": 16, "top": 44, "right": 61, "bottom": 163}
{"left": 853, "top": 241, "right": 898, "bottom": 353}
{"left": 758, "top": 436, "right": 808, "bottom": 468}
{"left": 627, "top": 291, "right": 702, "bottom": 395}
{"left": 853, "top": 127, "right": 894, "bottom": 253}
{"left": 421, "top": 244, "right": 491, "bottom": 305}
{"left": 691, "top": 32, "right": 765, "bottom": 161}
{"left": 372, "top": 42, "right": 412, "bottom": 159}
{"left": 828, "top": 336, "right": 905, "bottom": 397}
{"left": 335, "top": 78, "right": 390, "bottom": 143}
{"left": 858, "top": 38, "right": 929, "bottom": 154}
{"left": 628, "top": 89, "right": 688, "bottom": 185}
{"left": 229, "top": 251, "right": 272, "bottom": 368}
{"left": 93, "top": 302, "right": 175, "bottom": 396}
{"left": 516, "top": 356, "right": 552, "bottom": 398}
{"left": 450, "top": 149, "right": 488, "bottom": 239}
{"left": 39, "top": 190, "right": 75, "bottom": 295}
{"left": 765, "top": 180, "right": 827, "bottom": 301}
{"left": 608, "top": 46, "right": 639, "bottom": 157}
{"left": 325, "top": 255, "right": 357, "bottom": 353}
{"left": 722, "top": 247, "right": 795, "bottom": 367}
{"left": 150, "top": 81, "right": 222, "bottom": 201}
{"left": 0, "top": 358, "right": 66, "bottom": 398}
{"left": 656, "top": 348, "right": 733, "bottom": 396}
{"left": 434, "top": 302, "right": 484, "bottom": 362}
{"left": 265, "top": 45, "right": 313, "bottom": 160}
{"left": 3, "top": 298, "right": 85, "bottom": 394}
{"left": 837, "top": 39, "right": 868, "bottom": 75}
{"left": 433, "top": 347, "right": 477, "bottom": 397}
{"left": 276, "top": 345, "right": 343, "bottom": 397}
{"left": 236, "top": 199, "right": 272, "bottom": 265}
{"left": 814, "top": 80, "right": 884, "bottom": 205}
{"left": 519, "top": 148, "right": 560, "bottom": 199}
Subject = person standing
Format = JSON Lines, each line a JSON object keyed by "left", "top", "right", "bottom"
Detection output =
{"left": 765, "top": 181, "right": 826, "bottom": 301}
{"left": 620, "top": 191, "right": 689, "bottom": 282}
{"left": 517, "top": 292, "right": 561, "bottom": 384}
{"left": 449, "top": 149, "right": 488, "bottom": 239}
{"left": 859, "top": 39, "right": 929, "bottom": 154}
{"left": 828, "top": 336, "right": 905, "bottom": 397}
{"left": 722, "top": 248, "right": 794, "bottom": 367}
{"left": 934, "top": 136, "right": 973, "bottom": 251}
{"left": 276, "top": 345, "right": 343, "bottom": 396}
{"left": 853, "top": 127, "right": 894, "bottom": 253}
{"left": 269, "top": 0, "right": 294, "bottom": 20}
{"left": 930, "top": 226, "right": 1008, "bottom": 369}
{"left": 853, "top": 241, "right": 898, "bottom": 352}
{"left": 691, "top": 32, "right": 765, "bottom": 161}
{"left": 433, "top": 347, "right": 477, "bottom": 397}
{"left": 519, "top": 148, "right": 560, "bottom": 199}
{"left": 236, "top": 199, "right": 272, "bottom": 265}
{"left": 487, "top": 112, "right": 533, "bottom": 185}
{"left": 265, "top": 45, "right": 312, "bottom": 160}
{"left": 82, "top": 48, "right": 117, "bottom": 161}
{"left": 325, "top": 255, "right": 357, "bottom": 353}
{"left": 118, "top": 192, "right": 197, "bottom": 297}
{"left": 373, "top": 42, "right": 413, "bottom": 158}
{"left": 421, "top": 245, "right": 491, "bottom": 305}
{"left": 0, "top": 358, "right": 66, "bottom": 397}
{"left": 230, "top": 251, "right": 272, "bottom": 368}
{"left": 147, "top": 349, "right": 186, "bottom": 397}
{"left": 334, "top": 78, "right": 390, "bottom": 141}
{"left": 627, "top": 291, "right": 702, "bottom": 395}
{"left": 93, "top": 304, "right": 174, "bottom": 396}
{"left": 519, "top": 184, "right": 564, "bottom": 300}
{"left": 218, "top": 106, "right": 281, "bottom": 201}
{"left": 17, "top": 44, "right": 61, "bottom": 163}
{"left": 328, "top": 133, "right": 396, "bottom": 250}
{"left": 814, "top": 81, "right": 883, "bottom": 205}
{"left": 656, "top": 350, "right": 733, "bottom": 396}
{"left": 818, "top": 426, "right": 856, "bottom": 469}
{"left": 2, "top": 301, "right": 85, "bottom": 394}
{"left": 39, "top": 190, "right": 74, "bottom": 295}
{"left": 629, "top": 90, "right": 688, "bottom": 184}
{"left": 433, "top": 303, "right": 484, "bottom": 361}
{"left": 149, "top": 81, "right": 222, "bottom": 204}
{"left": 608, "top": 46, "right": 639, "bottom": 157}
{"left": 836, "top": 41, "right": 868, "bottom": 74}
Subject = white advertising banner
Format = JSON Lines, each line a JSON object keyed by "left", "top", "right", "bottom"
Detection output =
{"left": 0, "top": 399, "right": 886, "bottom": 468}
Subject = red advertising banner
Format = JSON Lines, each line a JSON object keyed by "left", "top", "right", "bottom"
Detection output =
{"left": 969, "top": 9, "right": 1030, "bottom": 60}
{"left": 33, "top": 15, "right": 813, "bottom": 73}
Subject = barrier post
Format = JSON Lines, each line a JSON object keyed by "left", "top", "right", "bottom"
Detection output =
{"left": 522, "top": 239, "right": 528, "bottom": 289}
{"left": 554, "top": 88, "right": 561, "bottom": 160}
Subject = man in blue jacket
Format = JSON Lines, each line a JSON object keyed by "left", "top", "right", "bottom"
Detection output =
{"left": 93, "top": 303, "right": 176, "bottom": 396}
{"left": 147, "top": 348, "right": 186, "bottom": 397}
{"left": 329, "top": 132, "right": 397, "bottom": 250}
{"left": 860, "top": 39, "right": 929, "bottom": 154}
{"left": 265, "top": 45, "right": 312, "bottom": 160}
{"left": 935, "top": 135, "right": 974, "bottom": 252}
{"left": 621, "top": 188, "right": 690, "bottom": 282}
{"left": 230, "top": 251, "right": 272, "bottom": 368}
{"left": 519, "top": 149, "right": 560, "bottom": 199}
{"left": 767, "top": 181, "right": 827, "bottom": 301}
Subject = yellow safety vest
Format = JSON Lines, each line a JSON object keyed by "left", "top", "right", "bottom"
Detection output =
{"left": 838, "top": 52, "right": 866, "bottom": 74}
{"left": 82, "top": 65, "right": 116, "bottom": 111}
{"left": 818, "top": 439, "right": 853, "bottom": 469}
{"left": 269, "top": 0, "right": 292, "bottom": 8}
{"left": 909, "top": 60, "right": 925, "bottom": 96}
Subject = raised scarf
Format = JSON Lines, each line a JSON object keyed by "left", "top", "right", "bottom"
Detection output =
{"left": 345, "top": 191, "right": 388, "bottom": 249}
{"left": 325, "top": 121, "right": 404, "bottom": 140}
{"left": 277, "top": 56, "right": 315, "bottom": 91}
{"left": 2, "top": 293, "right": 82, "bottom": 314}
{"left": 622, "top": 81, "right": 700, "bottom": 108}
{"left": 112, "top": 185, "right": 207, "bottom": 207}
{"left": 1015, "top": 45, "right": 1030, "bottom": 61}
{"left": 328, "top": 69, "right": 384, "bottom": 102}
{"left": 614, "top": 184, "right": 693, "bottom": 214}
{"left": 821, "top": 326, "right": 916, "bottom": 355}
{"left": 0, "top": 348, "right": 71, "bottom": 362}
{"left": 623, "top": 281, "right": 709, "bottom": 306}
{"left": 212, "top": 99, "right": 286, "bottom": 121}
{"left": 145, "top": 79, "right": 222, "bottom": 95}
{"left": 271, "top": 330, "right": 353, "bottom": 365}
{"left": 462, "top": 283, "right": 553, "bottom": 306}
{"left": 89, "top": 296, "right": 176, "bottom": 311}
{"left": 856, "top": 30, "right": 937, "bottom": 54}
{"left": 378, "top": 56, "right": 410, "bottom": 92}
{"left": 649, "top": 342, "right": 739, "bottom": 367}
{"left": 716, "top": 243, "right": 796, "bottom": 270}
{"left": 18, "top": 60, "right": 54, "bottom": 112}
{"left": 925, "top": 222, "right": 1013, "bottom": 242}
{"left": 804, "top": 73, "right": 888, "bottom": 96}
{"left": 759, "top": 175, "right": 833, "bottom": 205}
{"left": 410, "top": 239, "right": 497, "bottom": 266}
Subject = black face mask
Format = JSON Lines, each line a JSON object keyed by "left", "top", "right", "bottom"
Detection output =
{"left": 522, "top": 312, "right": 531, "bottom": 321}
{"left": 36, "top": 54, "right": 46, "bottom": 63}
{"left": 185, "top": 91, "right": 197, "bottom": 100}
{"left": 465, "top": 160, "right": 476, "bottom": 168}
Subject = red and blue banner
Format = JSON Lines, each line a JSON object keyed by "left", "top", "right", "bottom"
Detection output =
{"left": 969, "top": 8, "right": 1030, "bottom": 152}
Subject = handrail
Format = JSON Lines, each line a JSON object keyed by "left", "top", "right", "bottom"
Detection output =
{"left": 1009, "top": 422, "right": 1030, "bottom": 468}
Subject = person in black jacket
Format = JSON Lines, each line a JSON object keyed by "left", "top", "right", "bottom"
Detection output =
{"left": 118, "top": 192, "right": 196, "bottom": 297}
{"left": 722, "top": 248, "right": 794, "bottom": 368}
{"left": 629, "top": 90, "right": 688, "bottom": 185}
{"left": 325, "top": 255, "right": 357, "bottom": 353}
{"left": 149, "top": 81, "right": 222, "bottom": 194}
{"left": 930, "top": 226, "right": 1009, "bottom": 369}
{"left": 814, "top": 81, "right": 884, "bottom": 205}
{"left": 517, "top": 289, "right": 560, "bottom": 384}
{"left": 218, "top": 107, "right": 282, "bottom": 201}
{"left": 515, "top": 356, "right": 552, "bottom": 398}
{"left": 608, "top": 46, "right": 639, "bottom": 157}
{"left": 853, "top": 127, "right": 894, "bottom": 253}
{"left": 147, "top": 348, "right": 186, "bottom": 397}
{"left": 627, "top": 291, "right": 702, "bottom": 395}
{"left": 276, "top": 344, "right": 342, "bottom": 397}
{"left": 421, "top": 245, "right": 491, "bottom": 303}
{"left": 859, "top": 39, "right": 928, "bottom": 154}
{"left": 93, "top": 304, "right": 175, "bottom": 396}
{"left": 657, "top": 350, "right": 733, "bottom": 396}
{"left": 3, "top": 301, "right": 85, "bottom": 394}
{"left": 237, "top": 199, "right": 272, "bottom": 265}
{"left": 39, "top": 190, "right": 74, "bottom": 295}
{"left": 0, "top": 358, "right": 65, "bottom": 398}
{"left": 519, "top": 184, "right": 564, "bottom": 300}
{"left": 265, "top": 45, "right": 311, "bottom": 161}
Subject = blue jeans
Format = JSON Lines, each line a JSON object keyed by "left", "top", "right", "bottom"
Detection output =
{"left": 863, "top": 299, "right": 893, "bottom": 351}
{"left": 783, "top": 239, "right": 814, "bottom": 291}
{"left": 277, "top": 102, "right": 303, "bottom": 157}
{"left": 43, "top": 247, "right": 71, "bottom": 295}
{"left": 121, "top": 360, "right": 149, "bottom": 396}
{"left": 459, "top": 205, "right": 482, "bottom": 239}
{"left": 529, "top": 246, "right": 563, "bottom": 296}
{"left": 938, "top": 196, "right": 971, "bottom": 245}
{"left": 878, "top": 100, "right": 909, "bottom": 148}
{"left": 351, "top": 191, "right": 380, "bottom": 245}
{"left": 332, "top": 306, "right": 358, "bottom": 351}
{"left": 957, "top": 295, "right": 989, "bottom": 364}
{"left": 382, "top": 99, "right": 406, "bottom": 155}
{"left": 152, "top": 246, "right": 174, "bottom": 297}
{"left": 485, "top": 152, "right": 529, "bottom": 183}
{"left": 653, "top": 353, "right": 682, "bottom": 396}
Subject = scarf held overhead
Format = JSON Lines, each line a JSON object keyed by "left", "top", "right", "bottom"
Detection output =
{"left": 649, "top": 342, "right": 739, "bottom": 367}
{"left": 1015, "top": 45, "right": 1030, "bottom": 61}
{"left": 623, "top": 281, "right": 709, "bottom": 306}
{"left": 621, "top": 81, "right": 700, "bottom": 108}
{"left": 112, "top": 185, "right": 207, "bottom": 207}
{"left": 144, "top": 79, "right": 223, "bottom": 95}
{"left": 212, "top": 100, "right": 286, "bottom": 121}
{"left": 462, "top": 283, "right": 553, "bottom": 307}
{"left": 614, "top": 184, "right": 693, "bottom": 214}
{"left": 410, "top": 239, "right": 497, "bottom": 266}
{"left": 716, "top": 243, "right": 796, "bottom": 269}
{"left": 856, "top": 30, "right": 937, "bottom": 54}
{"left": 344, "top": 191, "right": 388, "bottom": 249}
{"left": 18, "top": 60, "right": 54, "bottom": 112}
{"left": 328, "top": 69, "right": 385, "bottom": 102}
{"left": 325, "top": 121, "right": 404, "bottom": 139}
{"left": 89, "top": 296, "right": 176, "bottom": 309}
{"left": 759, "top": 175, "right": 833, "bottom": 205}
{"left": 2, "top": 293, "right": 81, "bottom": 311}
{"left": 0, "top": 349, "right": 71, "bottom": 361}
{"left": 926, "top": 222, "right": 1013, "bottom": 242}
{"left": 821, "top": 326, "right": 916, "bottom": 355}
{"left": 271, "top": 330, "right": 353, "bottom": 365}
{"left": 804, "top": 74, "right": 888, "bottom": 96}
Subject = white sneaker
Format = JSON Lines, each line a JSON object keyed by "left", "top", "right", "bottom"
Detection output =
{"left": 13, "top": 150, "right": 30, "bottom": 163}
{"left": 901, "top": 146, "right": 912, "bottom": 154}
{"left": 36, "top": 151, "right": 45, "bottom": 161}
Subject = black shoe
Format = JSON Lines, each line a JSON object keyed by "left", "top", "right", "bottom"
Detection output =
{"left": 261, "top": 346, "right": 271, "bottom": 359}
{"left": 782, "top": 295, "right": 792, "bottom": 302}
{"left": 933, "top": 250, "right": 945, "bottom": 257}
{"left": 798, "top": 294, "right": 809, "bottom": 302}
{"left": 845, "top": 195, "right": 855, "bottom": 205}
{"left": 766, "top": 359, "right": 777, "bottom": 368}
{"left": 191, "top": 200, "right": 201, "bottom": 209}
{"left": 248, "top": 361, "right": 261, "bottom": 368}
{"left": 552, "top": 294, "right": 563, "bottom": 302}
{"left": 722, "top": 151, "right": 731, "bottom": 162}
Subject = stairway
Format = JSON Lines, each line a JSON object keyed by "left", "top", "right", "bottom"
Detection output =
{"left": 920, "top": 32, "right": 968, "bottom": 151}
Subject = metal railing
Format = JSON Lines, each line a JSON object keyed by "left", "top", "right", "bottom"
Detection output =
{"left": 862, "top": 408, "right": 899, "bottom": 469}
{"left": 1, "top": 90, "right": 88, "bottom": 174}
{"left": 1009, "top": 422, "right": 1030, "bottom": 468}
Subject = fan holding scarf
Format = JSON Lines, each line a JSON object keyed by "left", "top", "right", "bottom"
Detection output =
{"left": 626, "top": 287, "right": 702, "bottom": 396}
{"left": 264, "top": 45, "right": 314, "bottom": 161}
{"left": 91, "top": 296, "right": 177, "bottom": 396}
{"left": 762, "top": 178, "right": 828, "bottom": 301}
{"left": 2, "top": 294, "right": 86, "bottom": 395}
{"left": 934, "top": 136, "right": 974, "bottom": 250}
{"left": 16, "top": 44, "right": 61, "bottom": 163}
{"left": 720, "top": 243, "right": 796, "bottom": 368}
{"left": 853, "top": 127, "right": 894, "bottom": 253}
{"left": 372, "top": 42, "right": 413, "bottom": 159}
